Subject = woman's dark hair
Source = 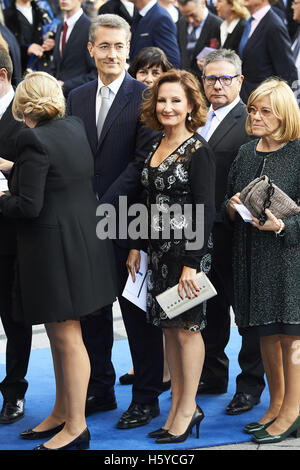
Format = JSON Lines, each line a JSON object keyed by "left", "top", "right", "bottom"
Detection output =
{"left": 128, "top": 47, "right": 172, "bottom": 78}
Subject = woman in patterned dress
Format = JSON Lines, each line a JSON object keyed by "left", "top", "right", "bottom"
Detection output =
{"left": 126, "top": 69, "right": 216, "bottom": 443}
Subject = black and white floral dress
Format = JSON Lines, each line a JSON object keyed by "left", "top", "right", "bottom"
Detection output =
{"left": 141, "top": 133, "right": 215, "bottom": 331}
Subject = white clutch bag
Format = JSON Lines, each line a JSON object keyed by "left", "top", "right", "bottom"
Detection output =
{"left": 156, "top": 272, "right": 217, "bottom": 319}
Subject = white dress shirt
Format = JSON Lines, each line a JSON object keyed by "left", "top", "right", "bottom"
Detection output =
{"left": 220, "top": 18, "right": 240, "bottom": 46}
{"left": 15, "top": 4, "right": 33, "bottom": 24}
{"left": 0, "top": 86, "right": 14, "bottom": 120}
{"left": 60, "top": 7, "right": 83, "bottom": 53}
{"left": 121, "top": 0, "right": 135, "bottom": 17}
{"left": 95, "top": 71, "right": 126, "bottom": 126}
{"left": 139, "top": 0, "right": 157, "bottom": 16}
{"left": 198, "top": 95, "right": 241, "bottom": 141}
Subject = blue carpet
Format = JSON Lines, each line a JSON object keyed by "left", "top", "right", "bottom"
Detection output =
{"left": 0, "top": 327, "right": 268, "bottom": 450}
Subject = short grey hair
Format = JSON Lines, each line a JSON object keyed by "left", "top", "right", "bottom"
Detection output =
{"left": 203, "top": 49, "right": 242, "bottom": 76}
{"left": 89, "top": 14, "right": 131, "bottom": 44}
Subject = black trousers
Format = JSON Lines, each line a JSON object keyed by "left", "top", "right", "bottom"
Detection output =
{"left": 201, "top": 224, "right": 265, "bottom": 398}
{"left": 0, "top": 255, "right": 32, "bottom": 400}
{"left": 81, "top": 243, "right": 164, "bottom": 404}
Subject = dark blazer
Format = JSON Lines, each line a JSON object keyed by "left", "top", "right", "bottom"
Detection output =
{"left": 177, "top": 11, "right": 222, "bottom": 79}
{"left": 67, "top": 72, "right": 158, "bottom": 218}
{"left": 240, "top": 8, "right": 298, "bottom": 103}
{"left": 0, "top": 25, "right": 22, "bottom": 86}
{"left": 0, "top": 101, "right": 23, "bottom": 255}
{"left": 129, "top": 2, "right": 181, "bottom": 68}
{"left": 207, "top": 100, "right": 251, "bottom": 218}
{"left": 4, "top": 0, "right": 51, "bottom": 74}
{"left": 0, "top": 116, "right": 117, "bottom": 325}
{"left": 52, "top": 13, "right": 97, "bottom": 96}
{"left": 98, "top": 0, "right": 138, "bottom": 24}
{"left": 222, "top": 18, "right": 246, "bottom": 54}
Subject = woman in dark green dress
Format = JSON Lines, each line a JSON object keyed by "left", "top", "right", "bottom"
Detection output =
{"left": 226, "top": 78, "right": 300, "bottom": 444}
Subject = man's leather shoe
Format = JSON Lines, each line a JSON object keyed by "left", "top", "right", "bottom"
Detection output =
{"left": 197, "top": 381, "right": 227, "bottom": 395}
{"left": 226, "top": 392, "right": 260, "bottom": 415}
{"left": 85, "top": 395, "right": 117, "bottom": 416}
{"left": 117, "top": 402, "right": 160, "bottom": 429}
{"left": 0, "top": 398, "right": 25, "bottom": 424}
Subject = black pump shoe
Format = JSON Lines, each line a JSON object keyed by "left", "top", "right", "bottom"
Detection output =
{"left": 148, "top": 427, "right": 169, "bottom": 438}
{"left": 156, "top": 405, "right": 204, "bottom": 444}
{"left": 33, "top": 427, "right": 90, "bottom": 450}
{"left": 21, "top": 422, "right": 65, "bottom": 440}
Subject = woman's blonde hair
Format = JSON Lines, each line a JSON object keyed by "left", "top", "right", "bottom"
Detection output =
{"left": 141, "top": 69, "right": 208, "bottom": 132}
{"left": 246, "top": 77, "right": 300, "bottom": 143}
{"left": 226, "top": 0, "right": 249, "bottom": 19}
{"left": 12, "top": 71, "right": 65, "bottom": 123}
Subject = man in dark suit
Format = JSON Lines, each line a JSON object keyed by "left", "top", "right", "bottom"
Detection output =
{"left": 177, "top": 0, "right": 222, "bottom": 80}
{"left": 98, "top": 0, "right": 137, "bottom": 24}
{"left": 291, "top": 0, "right": 300, "bottom": 77}
{"left": 128, "top": 0, "right": 181, "bottom": 67}
{"left": 67, "top": 14, "right": 164, "bottom": 430}
{"left": 238, "top": 0, "right": 297, "bottom": 102}
{"left": 0, "top": 5, "right": 22, "bottom": 86}
{"left": 197, "top": 49, "right": 265, "bottom": 415}
{"left": 0, "top": 48, "right": 32, "bottom": 425}
{"left": 52, "top": 0, "right": 97, "bottom": 97}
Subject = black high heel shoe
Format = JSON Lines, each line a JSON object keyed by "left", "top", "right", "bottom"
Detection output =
{"left": 33, "top": 427, "right": 90, "bottom": 450}
{"left": 148, "top": 427, "right": 169, "bottom": 438}
{"left": 155, "top": 405, "right": 204, "bottom": 444}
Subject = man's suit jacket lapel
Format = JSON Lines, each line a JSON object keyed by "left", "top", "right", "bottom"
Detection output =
{"left": 242, "top": 10, "right": 271, "bottom": 57}
{"left": 193, "top": 13, "right": 213, "bottom": 58}
{"left": 208, "top": 101, "right": 245, "bottom": 149}
{"left": 81, "top": 80, "right": 98, "bottom": 156}
{"left": 59, "top": 14, "right": 86, "bottom": 64}
{"left": 97, "top": 74, "right": 134, "bottom": 149}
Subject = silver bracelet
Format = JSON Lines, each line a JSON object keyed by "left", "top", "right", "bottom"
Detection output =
{"left": 275, "top": 219, "right": 285, "bottom": 236}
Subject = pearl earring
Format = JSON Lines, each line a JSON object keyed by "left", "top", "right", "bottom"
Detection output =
{"left": 187, "top": 112, "right": 192, "bottom": 121}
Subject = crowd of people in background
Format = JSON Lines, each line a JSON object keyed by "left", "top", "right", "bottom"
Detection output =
{"left": 0, "top": 0, "right": 299, "bottom": 451}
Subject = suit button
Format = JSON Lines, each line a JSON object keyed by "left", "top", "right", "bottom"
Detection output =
{"left": 38, "top": 26, "right": 42, "bottom": 31}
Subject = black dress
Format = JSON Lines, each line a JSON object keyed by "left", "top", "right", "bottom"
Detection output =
{"left": 141, "top": 134, "right": 215, "bottom": 331}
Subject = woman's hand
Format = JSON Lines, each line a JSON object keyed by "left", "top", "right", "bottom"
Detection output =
{"left": 27, "top": 43, "right": 44, "bottom": 57}
{"left": 178, "top": 266, "right": 200, "bottom": 300}
{"left": 126, "top": 249, "right": 141, "bottom": 282}
{"left": 0, "top": 157, "right": 13, "bottom": 172}
{"left": 42, "top": 38, "right": 55, "bottom": 52}
{"left": 197, "top": 57, "right": 205, "bottom": 71}
{"left": 251, "top": 208, "right": 284, "bottom": 232}
{"left": 226, "top": 192, "right": 242, "bottom": 221}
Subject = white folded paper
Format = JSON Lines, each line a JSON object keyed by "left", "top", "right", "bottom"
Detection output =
{"left": 0, "top": 171, "right": 8, "bottom": 192}
{"left": 196, "top": 47, "right": 215, "bottom": 60}
{"left": 233, "top": 203, "right": 253, "bottom": 223}
{"left": 122, "top": 250, "right": 148, "bottom": 312}
{"left": 156, "top": 272, "right": 217, "bottom": 319}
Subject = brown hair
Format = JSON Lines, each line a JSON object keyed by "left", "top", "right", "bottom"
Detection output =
{"left": 141, "top": 69, "right": 208, "bottom": 132}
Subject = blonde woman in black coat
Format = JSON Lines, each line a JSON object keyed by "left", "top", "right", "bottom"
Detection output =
{"left": 0, "top": 71, "right": 117, "bottom": 450}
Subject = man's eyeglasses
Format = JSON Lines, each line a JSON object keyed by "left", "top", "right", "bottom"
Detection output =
{"left": 203, "top": 75, "right": 239, "bottom": 86}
